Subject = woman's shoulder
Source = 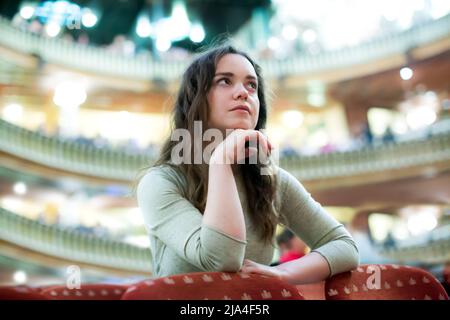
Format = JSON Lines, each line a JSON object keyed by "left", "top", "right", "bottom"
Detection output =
{"left": 144, "top": 163, "right": 181, "bottom": 176}
{"left": 139, "top": 163, "right": 187, "bottom": 191}
{"left": 273, "top": 165, "right": 306, "bottom": 197}
{"left": 273, "top": 165, "right": 296, "bottom": 186}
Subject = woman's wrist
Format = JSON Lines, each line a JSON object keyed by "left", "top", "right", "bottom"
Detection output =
{"left": 210, "top": 148, "right": 231, "bottom": 165}
{"left": 274, "top": 264, "right": 291, "bottom": 283}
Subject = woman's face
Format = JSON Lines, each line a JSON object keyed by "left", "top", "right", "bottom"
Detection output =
{"left": 207, "top": 54, "right": 260, "bottom": 132}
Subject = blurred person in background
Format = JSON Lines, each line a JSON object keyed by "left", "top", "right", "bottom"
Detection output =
{"left": 276, "top": 228, "right": 308, "bottom": 264}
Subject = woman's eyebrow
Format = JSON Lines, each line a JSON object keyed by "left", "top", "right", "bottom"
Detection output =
{"left": 214, "top": 72, "right": 258, "bottom": 81}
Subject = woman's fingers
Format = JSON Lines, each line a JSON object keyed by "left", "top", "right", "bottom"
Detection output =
{"left": 258, "top": 132, "right": 270, "bottom": 156}
{"left": 240, "top": 260, "right": 258, "bottom": 273}
{"left": 224, "top": 129, "right": 272, "bottom": 163}
{"left": 245, "top": 147, "right": 258, "bottom": 158}
{"left": 267, "top": 139, "right": 273, "bottom": 151}
{"left": 243, "top": 130, "right": 270, "bottom": 156}
{"left": 242, "top": 259, "right": 266, "bottom": 270}
{"left": 241, "top": 260, "right": 280, "bottom": 279}
{"left": 243, "top": 259, "right": 256, "bottom": 266}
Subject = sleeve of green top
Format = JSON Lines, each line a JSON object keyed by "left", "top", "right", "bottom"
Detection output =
{"left": 137, "top": 166, "right": 247, "bottom": 272}
{"left": 276, "top": 167, "right": 359, "bottom": 277}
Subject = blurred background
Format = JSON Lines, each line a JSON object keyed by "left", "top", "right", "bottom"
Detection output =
{"left": 0, "top": 0, "right": 449, "bottom": 291}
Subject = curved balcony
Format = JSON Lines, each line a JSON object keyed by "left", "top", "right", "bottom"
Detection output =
{"left": 1, "top": 205, "right": 448, "bottom": 275}
{"left": 1, "top": 118, "right": 449, "bottom": 182}
{"left": 379, "top": 239, "right": 450, "bottom": 264}
{"left": 0, "top": 206, "right": 152, "bottom": 273}
{"left": 376, "top": 224, "right": 450, "bottom": 264}
{"left": 0, "top": 14, "right": 449, "bottom": 80}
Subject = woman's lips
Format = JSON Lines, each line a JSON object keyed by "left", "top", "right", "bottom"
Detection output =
{"left": 231, "top": 106, "right": 250, "bottom": 114}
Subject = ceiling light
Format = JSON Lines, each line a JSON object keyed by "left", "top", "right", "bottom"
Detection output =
{"left": 13, "top": 182, "right": 27, "bottom": 195}
{"left": 189, "top": 23, "right": 205, "bottom": 43}
{"left": 302, "top": 29, "right": 317, "bottom": 43}
{"left": 2, "top": 103, "right": 23, "bottom": 122}
{"left": 53, "top": 82, "right": 87, "bottom": 108}
{"left": 282, "top": 24, "right": 298, "bottom": 41}
{"left": 281, "top": 110, "right": 304, "bottom": 129}
{"left": 406, "top": 106, "right": 436, "bottom": 130}
{"left": 267, "top": 37, "right": 280, "bottom": 50}
{"left": 45, "top": 22, "right": 61, "bottom": 37}
{"left": 20, "top": 6, "right": 35, "bottom": 19}
{"left": 156, "top": 38, "right": 171, "bottom": 52}
{"left": 13, "top": 271, "right": 27, "bottom": 284}
{"left": 81, "top": 9, "right": 98, "bottom": 28}
{"left": 400, "top": 67, "right": 413, "bottom": 80}
{"left": 136, "top": 16, "right": 152, "bottom": 38}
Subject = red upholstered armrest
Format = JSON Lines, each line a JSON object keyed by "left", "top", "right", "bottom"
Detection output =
{"left": 122, "top": 272, "right": 305, "bottom": 300}
{"left": 325, "top": 264, "right": 449, "bottom": 300}
{"left": 40, "top": 283, "right": 128, "bottom": 300}
{"left": 0, "top": 285, "right": 47, "bottom": 300}
{"left": 296, "top": 281, "right": 325, "bottom": 300}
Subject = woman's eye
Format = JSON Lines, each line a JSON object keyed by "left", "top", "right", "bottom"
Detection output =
{"left": 248, "top": 82, "right": 258, "bottom": 90}
{"left": 218, "top": 78, "right": 231, "bottom": 85}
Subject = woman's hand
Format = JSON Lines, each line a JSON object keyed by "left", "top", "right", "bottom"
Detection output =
{"left": 210, "top": 129, "right": 273, "bottom": 164}
{"left": 240, "top": 259, "right": 289, "bottom": 282}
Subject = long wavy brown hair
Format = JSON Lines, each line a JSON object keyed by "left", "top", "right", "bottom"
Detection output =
{"left": 140, "top": 44, "right": 278, "bottom": 244}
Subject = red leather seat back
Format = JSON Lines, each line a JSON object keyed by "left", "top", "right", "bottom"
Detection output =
{"left": 40, "top": 283, "right": 128, "bottom": 300}
{"left": 0, "top": 286, "right": 47, "bottom": 300}
{"left": 325, "top": 264, "right": 449, "bottom": 300}
{"left": 296, "top": 281, "right": 325, "bottom": 300}
{"left": 122, "top": 272, "right": 305, "bottom": 300}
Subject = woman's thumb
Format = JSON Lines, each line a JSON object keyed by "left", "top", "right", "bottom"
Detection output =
{"left": 245, "top": 147, "right": 258, "bottom": 159}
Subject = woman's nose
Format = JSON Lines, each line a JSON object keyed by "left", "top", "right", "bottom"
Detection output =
{"left": 233, "top": 83, "right": 249, "bottom": 100}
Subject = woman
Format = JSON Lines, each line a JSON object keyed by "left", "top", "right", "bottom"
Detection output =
{"left": 137, "top": 44, "right": 359, "bottom": 285}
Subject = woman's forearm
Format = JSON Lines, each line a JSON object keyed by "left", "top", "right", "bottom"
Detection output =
{"left": 275, "top": 252, "right": 331, "bottom": 285}
{"left": 202, "top": 158, "right": 246, "bottom": 241}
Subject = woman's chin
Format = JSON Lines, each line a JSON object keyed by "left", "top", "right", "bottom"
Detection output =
{"left": 227, "top": 120, "right": 254, "bottom": 130}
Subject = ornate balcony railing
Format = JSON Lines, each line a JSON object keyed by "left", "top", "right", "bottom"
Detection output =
{"left": 0, "top": 14, "right": 449, "bottom": 80}
{"left": 1, "top": 205, "right": 447, "bottom": 274}
{"left": 0, "top": 206, "right": 152, "bottom": 273}
{"left": 378, "top": 239, "right": 450, "bottom": 264}
{"left": 1, "top": 118, "right": 449, "bottom": 182}
{"left": 378, "top": 224, "right": 450, "bottom": 264}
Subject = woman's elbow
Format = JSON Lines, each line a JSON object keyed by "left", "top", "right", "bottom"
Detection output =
{"left": 216, "top": 258, "right": 243, "bottom": 273}
{"left": 335, "top": 239, "right": 360, "bottom": 273}
{"left": 201, "top": 254, "right": 243, "bottom": 273}
{"left": 348, "top": 243, "right": 360, "bottom": 270}
{"left": 340, "top": 236, "right": 360, "bottom": 271}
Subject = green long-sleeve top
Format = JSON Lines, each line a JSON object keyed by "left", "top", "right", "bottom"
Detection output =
{"left": 137, "top": 164, "right": 359, "bottom": 278}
